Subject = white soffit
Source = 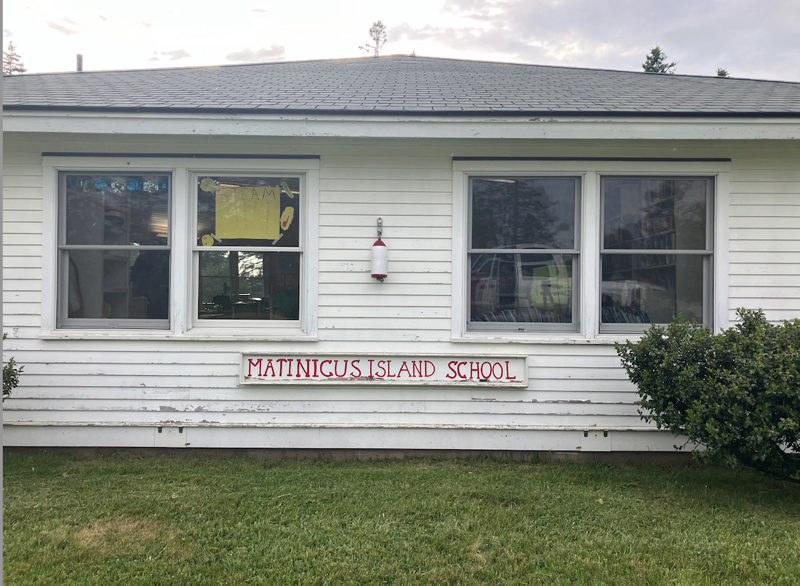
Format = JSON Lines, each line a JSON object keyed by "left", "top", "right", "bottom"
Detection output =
{"left": 4, "top": 111, "right": 800, "bottom": 141}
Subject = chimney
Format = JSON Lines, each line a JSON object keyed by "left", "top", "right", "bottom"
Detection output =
{"left": 76, "top": 54, "right": 83, "bottom": 72}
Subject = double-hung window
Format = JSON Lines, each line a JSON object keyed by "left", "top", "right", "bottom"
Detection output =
{"left": 600, "top": 176, "right": 713, "bottom": 330}
{"left": 194, "top": 175, "right": 302, "bottom": 323}
{"left": 48, "top": 156, "right": 318, "bottom": 336}
{"left": 456, "top": 162, "right": 720, "bottom": 339}
{"left": 468, "top": 176, "right": 581, "bottom": 331}
{"left": 57, "top": 172, "right": 171, "bottom": 328}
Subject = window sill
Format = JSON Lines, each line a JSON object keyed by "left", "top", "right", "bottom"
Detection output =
{"left": 452, "top": 333, "right": 641, "bottom": 345}
{"left": 182, "top": 328, "right": 317, "bottom": 342}
{"left": 41, "top": 329, "right": 318, "bottom": 342}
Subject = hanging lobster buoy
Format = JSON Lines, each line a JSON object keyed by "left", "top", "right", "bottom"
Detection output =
{"left": 371, "top": 218, "right": 387, "bottom": 282}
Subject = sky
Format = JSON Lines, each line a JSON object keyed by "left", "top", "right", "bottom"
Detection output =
{"left": 3, "top": 0, "right": 800, "bottom": 81}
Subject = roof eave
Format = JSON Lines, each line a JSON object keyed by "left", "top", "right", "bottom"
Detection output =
{"left": 4, "top": 104, "right": 800, "bottom": 118}
{"left": 4, "top": 108, "right": 800, "bottom": 141}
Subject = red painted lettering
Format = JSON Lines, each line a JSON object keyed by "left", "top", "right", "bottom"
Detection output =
{"left": 334, "top": 360, "right": 349, "bottom": 378}
{"left": 505, "top": 360, "right": 517, "bottom": 380}
{"left": 276, "top": 358, "right": 289, "bottom": 377}
{"left": 457, "top": 361, "right": 467, "bottom": 379}
{"left": 470, "top": 361, "right": 481, "bottom": 379}
{"left": 262, "top": 359, "right": 276, "bottom": 378}
{"left": 247, "top": 358, "right": 262, "bottom": 377}
{"left": 296, "top": 359, "right": 311, "bottom": 378}
{"left": 375, "top": 360, "right": 394, "bottom": 378}
{"left": 319, "top": 359, "right": 333, "bottom": 378}
{"left": 397, "top": 361, "right": 411, "bottom": 378}
{"left": 351, "top": 360, "right": 362, "bottom": 377}
{"left": 492, "top": 362, "right": 503, "bottom": 379}
{"left": 425, "top": 361, "right": 435, "bottom": 377}
{"left": 411, "top": 360, "right": 422, "bottom": 378}
{"left": 446, "top": 360, "right": 458, "bottom": 379}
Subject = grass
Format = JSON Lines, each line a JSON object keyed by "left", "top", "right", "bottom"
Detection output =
{"left": 4, "top": 451, "right": 800, "bottom": 585}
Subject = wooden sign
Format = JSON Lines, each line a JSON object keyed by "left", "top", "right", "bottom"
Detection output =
{"left": 241, "top": 354, "right": 528, "bottom": 387}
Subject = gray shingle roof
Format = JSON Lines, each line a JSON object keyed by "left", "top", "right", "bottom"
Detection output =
{"left": 4, "top": 55, "right": 800, "bottom": 117}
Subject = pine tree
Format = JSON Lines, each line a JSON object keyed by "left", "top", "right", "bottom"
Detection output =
{"left": 359, "top": 21, "right": 387, "bottom": 57}
{"left": 642, "top": 46, "right": 676, "bottom": 74}
{"left": 3, "top": 42, "right": 27, "bottom": 75}
{"left": 716, "top": 67, "right": 730, "bottom": 77}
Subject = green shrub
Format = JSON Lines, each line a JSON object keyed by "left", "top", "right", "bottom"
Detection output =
{"left": 3, "top": 333, "right": 24, "bottom": 400}
{"left": 616, "top": 309, "right": 800, "bottom": 481}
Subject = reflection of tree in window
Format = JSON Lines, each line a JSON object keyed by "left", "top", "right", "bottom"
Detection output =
{"left": 130, "top": 251, "right": 169, "bottom": 319}
{"left": 469, "top": 177, "right": 578, "bottom": 328}
{"left": 601, "top": 177, "right": 711, "bottom": 326}
{"left": 472, "top": 178, "right": 572, "bottom": 249}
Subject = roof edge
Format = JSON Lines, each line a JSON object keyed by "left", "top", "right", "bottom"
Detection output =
{"left": 4, "top": 54, "right": 799, "bottom": 84}
{"left": 5, "top": 104, "right": 800, "bottom": 119}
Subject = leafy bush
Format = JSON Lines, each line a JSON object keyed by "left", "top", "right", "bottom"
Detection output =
{"left": 616, "top": 309, "right": 800, "bottom": 480}
{"left": 3, "top": 333, "right": 24, "bottom": 400}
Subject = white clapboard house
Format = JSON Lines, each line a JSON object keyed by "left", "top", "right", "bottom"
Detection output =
{"left": 3, "top": 56, "right": 799, "bottom": 451}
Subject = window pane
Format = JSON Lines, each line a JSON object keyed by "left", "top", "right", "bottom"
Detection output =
{"left": 471, "top": 177, "right": 577, "bottom": 249}
{"left": 470, "top": 253, "right": 573, "bottom": 323}
{"left": 66, "top": 250, "right": 169, "bottom": 319}
{"left": 196, "top": 176, "right": 300, "bottom": 248}
{"left": 65, "top": 174, "right": 169, "bottom": 246}
{"left": 601, "top": 254, "right": 704, "bottom": 324}
{"left": 198, "top": 251, "right": 300, "bottom": 320}
{"left": 602, "top": 177, "right": 707, "bottom": 250}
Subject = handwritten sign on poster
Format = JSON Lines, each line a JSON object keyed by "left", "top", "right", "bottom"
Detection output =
{"left": 215, "top": 185, "right": 281, "bottom": 240}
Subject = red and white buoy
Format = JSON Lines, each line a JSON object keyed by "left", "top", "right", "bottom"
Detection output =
{"left": 371, "top": 218, "right": 388, "bottom": 282}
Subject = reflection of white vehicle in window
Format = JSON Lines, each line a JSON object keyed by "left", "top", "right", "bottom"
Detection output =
{"left": 471, "top": 252, "right": 572, "bottom": 323}
{"left": 601, "top": 278, "right": 673, "bottom": 324}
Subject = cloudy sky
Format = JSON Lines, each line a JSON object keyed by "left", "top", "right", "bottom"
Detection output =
{"left": 4, "top": 0, "right": 799, "bottom": 81}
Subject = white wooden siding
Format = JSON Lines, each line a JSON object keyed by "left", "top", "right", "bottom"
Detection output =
{"left": 3, "top": 134, "right": 798, "bottom": 449}
{"left": 728, "top": 144, "right": 800, "bottom": 321}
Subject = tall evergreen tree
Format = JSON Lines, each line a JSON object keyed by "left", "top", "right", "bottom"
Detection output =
{"left": 360, "top": 21, "right": 387, "bottom": 57}
{"left": 642, "top": 46, "right": 676, "bottom": 74}
{"left": 3, "top": 42, "right": 27, "bottom": 75}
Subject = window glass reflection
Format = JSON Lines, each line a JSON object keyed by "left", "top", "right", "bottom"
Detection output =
{"left": 198, "top": 251, "right": 299, "bottom": 320}
{"left": 66, "top": 250, "right": 169, "bottom": 320}
{"left": 470, "top": 253, "right": 573, "bottom": 323}
{"left": 471, "top": 177, "right": 576, "bottom": 250}
{"left": 65, "top": 175, "right": 169, "bottom": 246}
{"left": 601, "top": 254, "right": 704, "bottom": 324}
{"left": 602, "top": 178, "right": 707, "bottom": 251}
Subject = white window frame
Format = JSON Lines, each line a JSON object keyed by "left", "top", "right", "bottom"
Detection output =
{"left": 189, "top": 169, "right": 311, "bottom": 335}
{"left": 599, "top": 175, "right": 715, "bottom": 334}
{"left": 466, "top": 174, "right": 582, "bottom": 333}
{"left": 452, "top": 160, "right": 730, "bottom": 342}
{"left": 55, "top": 169, "right": 172, "bottom": 329}
{"left": 41, "top": 156, "right": 319, "bottom": 339}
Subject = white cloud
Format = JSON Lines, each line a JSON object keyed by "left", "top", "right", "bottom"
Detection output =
{"left": 3, "top": 0, "right": 798, "bottom": 80}
{"left": 47, "top": 20, "right": 78, "bottom": 36}
{"left": 150, "top": 49, "right": 192, "bottom": 62}
{"left": 225, "top": 46, "right": 286, "bottom": 63}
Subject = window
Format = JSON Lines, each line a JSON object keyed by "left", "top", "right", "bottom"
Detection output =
{"left": 468, "top": 176, "right": 580, "bottom": 331}
{"left": 455, "top": 161, "right": 724, "bottom": 340}
{"left": 194, "top": 175, "right": 301, "bottom": 322}
{"left": 601, "top": 176, "right": 713, "bottom": 329}
{"left": 57, "top": 172, "right": 171, "bottom": 328}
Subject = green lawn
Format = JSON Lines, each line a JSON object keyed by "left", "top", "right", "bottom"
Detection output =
{"left": 4, "top": 451, "right": 800, "bottom": 585}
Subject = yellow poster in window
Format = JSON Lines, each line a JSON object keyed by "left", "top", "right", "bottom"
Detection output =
{"left": 215, "top": 185, "right": 281, "bottom": 240}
